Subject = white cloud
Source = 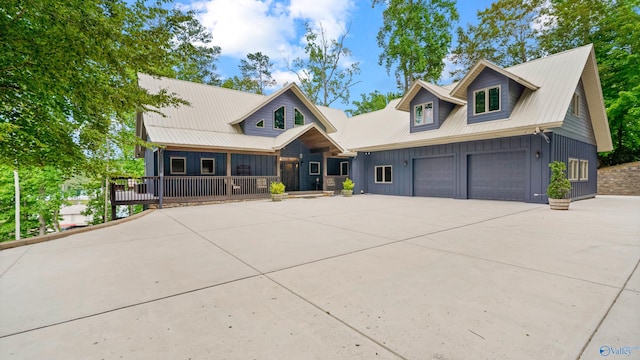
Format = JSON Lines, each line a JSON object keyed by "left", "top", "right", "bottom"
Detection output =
{"left": 270, "top": 69, "right": 303, "bottom": 88}
{"left": 289, "top": 0, "right": 356, "bottom": 40}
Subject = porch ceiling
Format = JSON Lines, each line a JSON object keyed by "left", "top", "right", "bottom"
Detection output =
{"left": 296, "top": 127, "right": 343, "bottom": 155}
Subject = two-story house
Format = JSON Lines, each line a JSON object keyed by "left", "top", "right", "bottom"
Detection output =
{"left": 128, "top": 44, "right": 611, "bottom": 208}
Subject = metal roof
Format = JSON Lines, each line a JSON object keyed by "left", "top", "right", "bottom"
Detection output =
{"left": 450, "top": 58, "right": 540, "bottom": 99}
{"left": 396, "top": 80, "right": 466, "bottom": 112}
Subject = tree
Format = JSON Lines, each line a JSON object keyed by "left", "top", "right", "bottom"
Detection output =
{"left": 538, "top": 0, "right": 640, "bottom": 166}
{"left": 290, "top": 24, "right": 361, "bottom": 106}
{"left": 345, "top": 91, "right": 402, "bottom": 116}
{"left": 239, "top": 52, "right": 277, "bottom": 94}
{"left": 373, "top": 0, "right": 459, "bottom": 92}
{"left": 0, "top": 0, "right": 218, "bottom": 171}
{"left": 450, "top": 0, "right": 544, "bottom": 79}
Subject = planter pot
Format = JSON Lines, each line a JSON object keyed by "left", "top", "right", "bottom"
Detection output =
{"left": 549, "top": 198, "right": 571, "bottom": 210}
{"left": 271, "top": 193, "right": 286, "bottom": 202}
{"left": 342, "top": 190, "right": 353, "bottom": 197}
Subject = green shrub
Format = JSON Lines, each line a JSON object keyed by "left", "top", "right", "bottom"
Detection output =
{"left": 269, "top": 181, "right": 285, "bottom": 195}
{"left": 342, "top": 177, "right": 355, "bottom": 191}
{"left": 547, "top": 161, "right": 571, "bottom": 199}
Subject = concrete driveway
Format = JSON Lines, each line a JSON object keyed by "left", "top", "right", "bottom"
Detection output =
{"left": 1, "top": 195, "right": 638, "bottom": 359}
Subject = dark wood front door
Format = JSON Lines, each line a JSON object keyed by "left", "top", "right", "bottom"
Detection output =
{"left": 281, "top": 160, "right": 299, "bottom": 192}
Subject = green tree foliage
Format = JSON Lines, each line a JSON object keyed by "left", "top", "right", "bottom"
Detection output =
{"left": 373, "top": 0, "right": 459, "bottom": 91}
{"left": 450, "top": 0, "right": 544, "bottom": 79}
{"left": 239, "top": 52, "right": 277, "bottom": 94}
{"left": 345, "top": 90, "right": 402, "bottom": 116}
{"left": 290, "top": 24, "right": 361, "bottom": 106}
{"left": 538, "top": 0, "right": 640, "bottom": 166}
{"left": 0, "top": 166, "right": 70, "bottom": 241}
{"left": 0, "top": 0, "right": 219, "bottom": 171}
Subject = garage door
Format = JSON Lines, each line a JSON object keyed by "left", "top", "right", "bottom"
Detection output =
{"left": 413, "top": 156, "right": 455, "bottom": 197}
{"left": 467, "top": 151, "right": 526, "bottom": 201}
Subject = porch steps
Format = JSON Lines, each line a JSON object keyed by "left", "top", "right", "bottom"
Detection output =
{"left": 286, "top": 191, "right": 333, "bottom": 199}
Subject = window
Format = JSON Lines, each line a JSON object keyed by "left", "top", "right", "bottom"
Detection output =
{"left": 340, "top": 161, "right": 349, "bottom": 176}
{"left": 294, "top": 108, "right": 304, "bottom": 126}
{"left": 473, "top": 86, "right": 500, "bottom": 114}
{"left": 568, "top": 158, "right": 579, "bottom": 181}
{"left": 579, "top": 160, "right": 588, "bottom": 181}
{"left": 414, "top": 102, "right": 434, "bottom": 126}
{"left": 274, "top": 106, "right": 285, "bottom": 130}
{"left": 170, "top": 157, "right": 186, "bottom": 174}
{"left": 256, "top": 119, "right": 264, "bottom": 128}
{"left": 571, "top": 93, "right": 580, "bottom": 116}
{"left": 375, "top": 165, "right": 392, "bottom": 183}
{"left": 309, "top": 161, "right": 320, "bottom": 175}
{"left": 201, "top": 158, "right": 215, "bottom": 174}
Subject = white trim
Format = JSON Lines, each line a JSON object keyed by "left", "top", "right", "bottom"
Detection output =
{"left": 170, "top": 157, "right": 187, "bottom": 174}
{"left": 200, "top": 158, "right": 215, "bottom": 175}
{"left": 273, "top": 106, "right": 286, "bottom": 130}
{"left": 414, "top": 101, "right": 434, "bottom": 126}
{"left": 572, "top": 93, "right": 580, "bottom": 116}
{"left": 568, "top": 158, "right": 579, "bottom": 181}
{"left": 579, "top": 159, "right": 588, "bottom": 181}
{"left": 374, "top": 165, "right": 392, "bottom": 183}
{"left": 256, "top": 119, "right": 265, "bottom": 128}
{"left": 294, "top": 108, "right": 305, "bottom": 126}
{"left": 473, "top": 85, "right": 501, "bottom": 115}
{"left": 340, "top": 161, "right": 349, "bottom": 176}
{"left": 309, "top": 161, "right": 320, "bottom": 175}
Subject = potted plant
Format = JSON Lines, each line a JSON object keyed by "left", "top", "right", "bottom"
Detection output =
{"left": 547, "top": 161, "right": 572, "bottom": 210}
{"left": 342, "top": 177, "right": 355, "bottom": 197}
{"left": 269, "top": 181, "right": 286, "bottom": 201}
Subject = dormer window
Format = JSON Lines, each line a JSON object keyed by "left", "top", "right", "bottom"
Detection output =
{"left": 274, "top": 106, "right": 285, "bottom": 130}
{"left": 474, "top": 86, "right": 500, "bottom": 115}
{"left": 294, "top": 108, "right": 304, "bottom": 126}
{"left": 414, "top": 102, "right": 434, "bottom": 126}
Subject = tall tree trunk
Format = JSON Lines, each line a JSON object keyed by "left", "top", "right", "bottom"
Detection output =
{"left": 53, "top": 208, "right": 60, "bottom": 232}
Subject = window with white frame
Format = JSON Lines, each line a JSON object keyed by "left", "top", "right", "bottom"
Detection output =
{"left": 579, "top": 160, "right": 588, "bottom": 181}
{"left": 274, "top": 106, "right": 285, "bottom": 130}
{"left": 340, "top": 161, "right": 349, "bottom": 176}
{"left": 309, "top": 161, "right": 320, "bottom": 175}
{"left": 170, "top": 157, "right": 186, "bottom": 174}
{"left": 294, "top": 108, "right": 304, "bottom": 126}
{"left": 201, "top": 158, "right": 215, "bottom": 174}
{"left": 474, "top": 85, "right": 500, "bottom": 115}
{"left": 571, "top": 93, "right": 580, "bottom": 116}
{"left": 256, "top": 119, "right": 265, "bottom": 128}
{"left": 414, "top": 102, "right": 434, "bottom": 125}
{"left": 568, "top": 158, "right": 579, "bottom": 181}
{"left": 375, "top": 165, "right": 392, "bottom": 183}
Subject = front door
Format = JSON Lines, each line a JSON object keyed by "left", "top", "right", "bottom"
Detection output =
{"left": 281, "top": 160, "right": 299, "bottom": 192}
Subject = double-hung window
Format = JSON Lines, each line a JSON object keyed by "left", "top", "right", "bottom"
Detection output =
{"left": 568, "top": 158, "right": 579, "bottom": 181}
{"left": 375, "top": 165, "right": 392, "bottom": 183}
{"left": 579, "top": 160, "right": 588, "bottom": 181}
{"left": 414, "top": 102, "right": 434, "bottom": 125}
{"left": 474, "top": 86, "right": 500, "bottom": 115}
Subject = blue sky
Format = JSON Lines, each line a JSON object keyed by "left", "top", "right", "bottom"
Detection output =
{"left": 180, "top": 0, "right": 495, "bottom": 109}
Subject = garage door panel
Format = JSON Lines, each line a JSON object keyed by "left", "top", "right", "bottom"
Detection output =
{"left": 468, "top": 151, "right": 526, "bottom": 201}
{"left": 413, "top": 156, "right": 454, "bottom": 198}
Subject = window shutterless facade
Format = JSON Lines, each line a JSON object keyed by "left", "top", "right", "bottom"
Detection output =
{"left": 414, "top": 102, "right": 434, "bottom": 125}
{"left": 294, "top": 108, "right": 304, "bottom": 126}
{"left": 572, "top": 93, "right": 580, "bottom": 116}
{"left": 200, "top": 158, "right": 215, "bottom": 174}
{"left": 340, "top": 161, "right": 349, "bottom": 176}
{"left": 579, "top": 160, "right": 588, "bottom": 180}
{"left": 473, "top": 86, "right": 500, "bottom": 115}
{"left": 375, "top": 165, "right": 392, "bottom": 183}
{"left": 568, "top": 158, "right": 579, "bottom": 181}
{"left": 274, "top": 106, "right": 285, "bottom": 130}
{"left": 309, "top": 161, "right": 320, "bottom": 175}
{"left": 256, "top": 119, "right": 265, "bottom": 128}
{"left": 170, "top": 157, "right": 187, "bottom": 174}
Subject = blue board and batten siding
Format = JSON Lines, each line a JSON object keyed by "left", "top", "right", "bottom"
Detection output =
{"left": 550, "top": 133, "right": 597, "bottom": 200}
{"left": 352, "top": 135, "right": 552, "bottom": 203}
{"left": 241, "top": 89, "right": 326, "bottom": 137}
{"left": 158, "top": 150, "right": 276, "bottom": 176}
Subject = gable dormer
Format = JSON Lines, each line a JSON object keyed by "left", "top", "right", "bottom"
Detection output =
{"left": 396, "top": 81, "right": 465, "bottom": 133}
{"left": 230, "top": 83, "right": 336, "bottom": 138}
{"left": 450, "top": 59, "right": 538, "bottom": 125}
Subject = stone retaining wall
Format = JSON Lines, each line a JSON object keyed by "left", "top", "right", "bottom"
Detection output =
{"left": 597, "top": 162, "right": 640, "bottom": 195}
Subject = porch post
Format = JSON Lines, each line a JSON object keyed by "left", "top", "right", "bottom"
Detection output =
{"left": 158, "top": 148, "right": 164, "bottom": 209}
{"left": 322, "top": 152, "right": 328, "bottom": 191}
{"left": 226, "top": 152, "right": 232, "bottom": 198}
{"left": 275, "top": 151, "right": 281, "bottom": 180}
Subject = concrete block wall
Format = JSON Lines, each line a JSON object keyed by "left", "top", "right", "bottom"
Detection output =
{"left": 597, "top": 161, "right": 640, "bottom": 195}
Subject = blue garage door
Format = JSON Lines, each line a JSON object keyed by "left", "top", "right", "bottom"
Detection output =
{"left": 468, "top": 151, "right": 526, "bottom": 201}
{"left": 413, "top": 156, "right": 455, "bottom": 197}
